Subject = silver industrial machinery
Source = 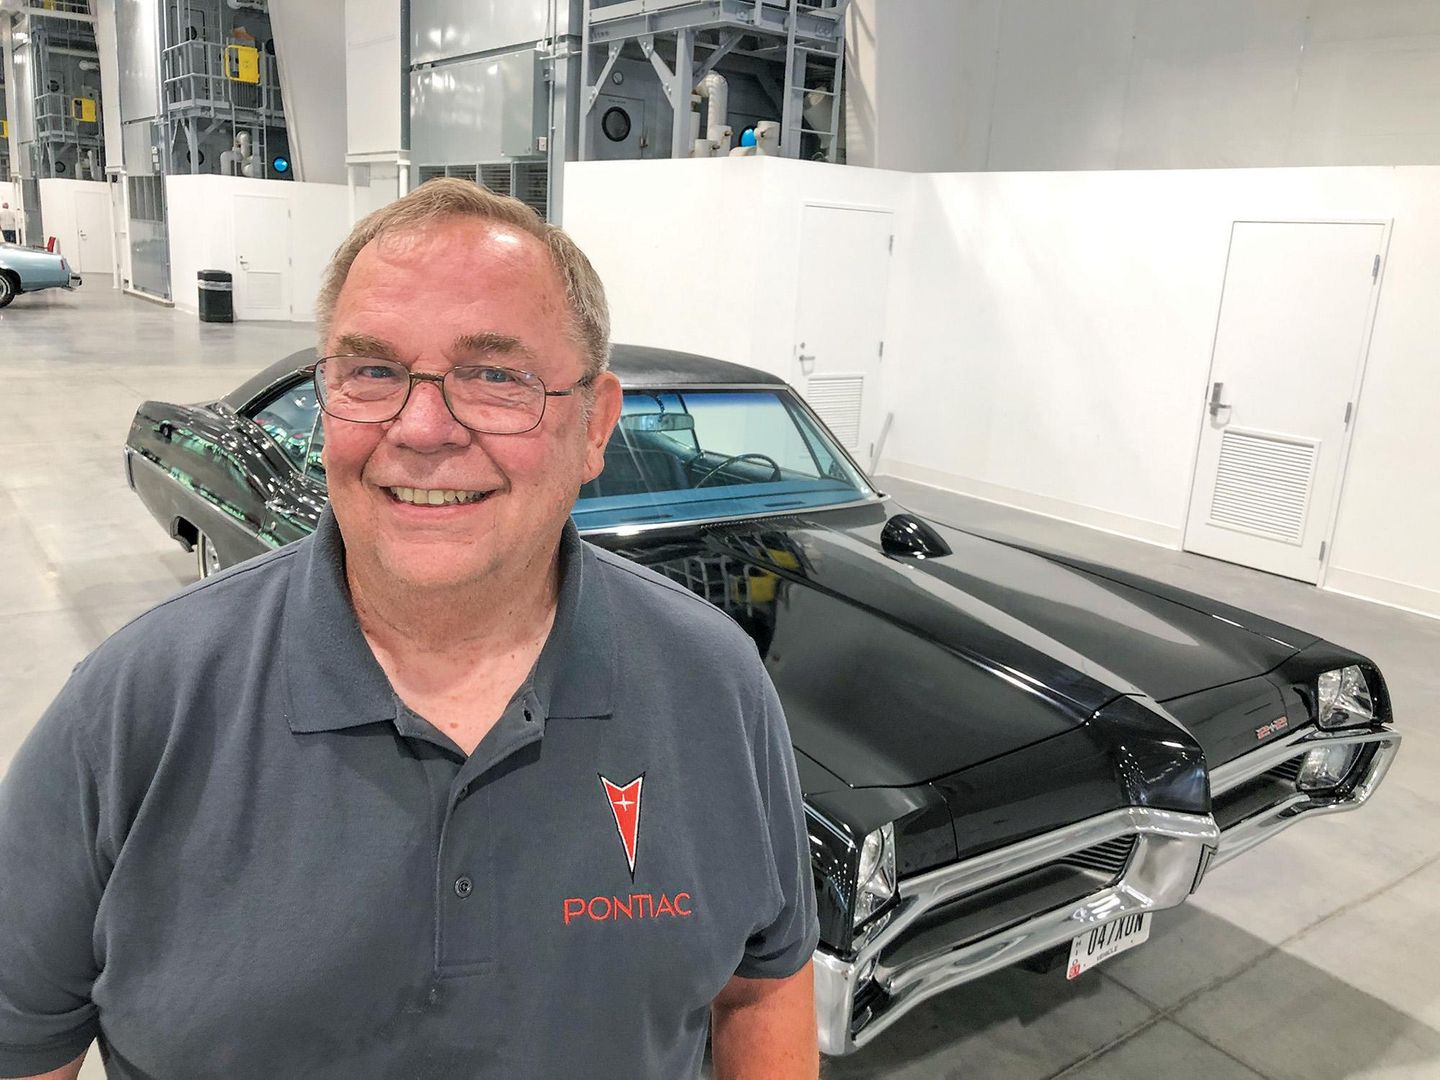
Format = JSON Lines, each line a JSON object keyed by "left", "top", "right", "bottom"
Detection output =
{"left": 578, "top": 0, "right": 849, "bottom": 164}
{"left": 10, "top": 0, "right": 105, "bottom": 182}
{"left": 159, "top": 0, "right": 289, "bottom": 179}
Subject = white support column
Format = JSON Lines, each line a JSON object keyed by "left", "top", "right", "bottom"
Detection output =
{"left": 94, "top": 0, "right": 128, "bottom": 285}
{"left": 2, "top": 19, "right": 21, "bottom": 183}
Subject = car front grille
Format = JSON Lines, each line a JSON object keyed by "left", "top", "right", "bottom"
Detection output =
{"left": 1266, "top": 756, "right": 1304, "bottom": 784}
{"left": 877, "top": 833, "right": 1138, "bottom": 970}
{"left": 1059, "top": 834, "right": 1138, "bottom": 876}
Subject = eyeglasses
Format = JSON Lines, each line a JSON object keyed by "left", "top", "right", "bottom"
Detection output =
{"left": 309, "top": 356, "right": 595, "bottom": 435}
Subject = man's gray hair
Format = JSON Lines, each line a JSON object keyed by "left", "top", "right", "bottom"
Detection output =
{"left": 315, "top": 178, "right": 611, "bottom": 376}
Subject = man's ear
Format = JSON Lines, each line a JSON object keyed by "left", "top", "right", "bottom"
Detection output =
{"left": 582, "top": 372, "right": 623, "bottom": 483}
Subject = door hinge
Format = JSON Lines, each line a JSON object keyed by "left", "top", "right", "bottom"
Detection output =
{"left": 1372, "top": 254, "right": 1381, "bottom": 281}
{"left": 878, "top": 340, "right": 884, "bottom": 358}
{"left": 1343, "top": 401, "right": 1353, "bottom": 425}
{"left": 888, "top": 235, "right": 894, "bottom": 253}
{"left": 1319, "top": 541, "right": 1327, "bottom": 562}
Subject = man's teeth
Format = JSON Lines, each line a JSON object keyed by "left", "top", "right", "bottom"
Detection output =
{"left": 388, "top": 487, "right": 489, "bottom": 506}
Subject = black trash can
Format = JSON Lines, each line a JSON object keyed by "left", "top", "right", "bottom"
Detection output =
{"left": 198, "top": 269, "right": 234, "bottom": 323}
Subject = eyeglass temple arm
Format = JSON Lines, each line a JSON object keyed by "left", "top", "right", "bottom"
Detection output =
{"left": 544, "top": 374, "right": 597, "bottom": 398}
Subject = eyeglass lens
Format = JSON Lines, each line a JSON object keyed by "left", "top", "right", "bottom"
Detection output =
{"left": 316, "top": 357, "right": 545, "bottom": 434}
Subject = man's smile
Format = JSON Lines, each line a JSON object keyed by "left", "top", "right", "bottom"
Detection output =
{"left": 382, "top": 485, "right": 495, "bottom": 507}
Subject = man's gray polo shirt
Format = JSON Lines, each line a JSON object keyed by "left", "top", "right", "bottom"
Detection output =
{"left": 0, "top": 510, "right": 818, "bottom": 1078}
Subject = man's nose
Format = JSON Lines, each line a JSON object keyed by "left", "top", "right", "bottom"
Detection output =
{"left": 387, "top": 379, "right": 471, "bottom": 450}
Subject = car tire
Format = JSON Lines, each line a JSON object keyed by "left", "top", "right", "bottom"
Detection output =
{"left": 196, "top": 531, "right": 223, "bottom": 579}
{"left": 0, "top": 273, "right": 17, "bottom": 308}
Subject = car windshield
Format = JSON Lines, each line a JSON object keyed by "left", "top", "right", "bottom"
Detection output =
{"left": 573, "top": 388, "right": 874, "bottom": 531}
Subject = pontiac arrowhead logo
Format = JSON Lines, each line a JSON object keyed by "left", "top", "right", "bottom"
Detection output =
{"left": 599, "top": 774, "right": 644, "bottom": 879}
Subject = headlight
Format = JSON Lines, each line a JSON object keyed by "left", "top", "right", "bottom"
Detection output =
{"left": 1296, "top": 745, "right": 1361, "bottom": 792}
{"left": 853, "top": 823, "right": 897, "bottom": 929}
{"left": 1316, "top": 666, "right": 1374, "bottom": 729}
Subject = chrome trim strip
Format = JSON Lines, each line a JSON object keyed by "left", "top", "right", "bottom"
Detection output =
{"left": 574, "top": 495, "right": 885, "bottom": 539}
{"left": 812, "top": 806, "right": 1218, "bottom": 1056}
{"left": 1209, "top": 726, "right": 1400, "bottom": 869}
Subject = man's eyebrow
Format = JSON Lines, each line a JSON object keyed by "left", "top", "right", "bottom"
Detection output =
{"left": 332, "top": 332, "right": 398, "bottom": 358}
{"left": 452, "top": 332, "right": 536, "bottom": 362}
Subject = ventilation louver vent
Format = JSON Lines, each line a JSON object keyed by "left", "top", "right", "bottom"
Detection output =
{"left": 807, "top": 375, "right": 864, "bottom": 449}
{"left": 246, "top": 271, "right": 284, "bottom": 311}
{"left": 479, "top": 164, "right": 512, "bottom": 196}
{"left": 513, "top": 162, "right": 549, "bottom": 218}
{"left": 1208, "top": 429, "right": 1318, "bottom": 544}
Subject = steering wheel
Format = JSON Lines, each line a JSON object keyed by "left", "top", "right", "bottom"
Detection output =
{"left": 694, "top": 453, "right": 783, "bottom": 488}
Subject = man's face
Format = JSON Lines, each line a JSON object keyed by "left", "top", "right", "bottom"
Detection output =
{"left": 321, "top": 217, "right": 621, "bottom": 593}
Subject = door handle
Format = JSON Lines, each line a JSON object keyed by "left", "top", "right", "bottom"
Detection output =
{"left": 1207, "top": 381, "right": 1231, "bottom": 418}
{"left": 797, "top": 346, "right": 816, "bottom": 376}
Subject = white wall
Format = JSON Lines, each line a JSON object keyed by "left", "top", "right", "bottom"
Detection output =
{"left": 886, "top": 166, "right": 1440, "bottom": 618}
{"left": 564, "top": 160, "right": 1440, "bottom": 620}
{"left": 166, "top": 174, "right": 349, "bottom": 321}
{"left": 848, "top": 0, "right": 1440, "bottom": 172}
{"left": 36, "top": 178, "right": 111, "bottom": 272}
{"left": 270, "top": 0, "right": 349, "bottom": 184}
{"left": 564, "top": 157, "right": 912, "bottom": 380}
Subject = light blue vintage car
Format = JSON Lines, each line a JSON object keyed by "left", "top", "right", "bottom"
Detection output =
{"left": 0, "top": 242, "right": 82, "bottom": 307}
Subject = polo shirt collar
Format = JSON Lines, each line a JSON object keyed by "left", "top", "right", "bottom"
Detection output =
{"left": 283, "top": 508, "right": 615, "bottom": 735}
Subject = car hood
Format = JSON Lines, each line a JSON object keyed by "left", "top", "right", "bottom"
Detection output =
{"left": 605, "top": 500, "right": 1303, "bottom": 787}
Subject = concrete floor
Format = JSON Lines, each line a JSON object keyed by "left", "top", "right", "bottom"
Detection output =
{"left": 3, "top": 284, "right": 1438, "bottom": 1080}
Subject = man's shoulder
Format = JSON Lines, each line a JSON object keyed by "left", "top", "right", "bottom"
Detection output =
{"left": 79, "top": 541, "right": 301, "bottom": 686}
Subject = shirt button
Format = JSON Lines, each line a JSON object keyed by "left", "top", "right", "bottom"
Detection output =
{"left": 454, "top": 876, "right": 474, "bottom": 899}
{"left": 523, "top": 708, "right": 534, "bottom": 723}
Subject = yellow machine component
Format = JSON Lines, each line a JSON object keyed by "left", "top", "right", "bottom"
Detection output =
{"left": 225, "top": 44, "right": 261, "bottom": 84}
{"left": 70, "top": 97, "right": 98, "bottom": 124}
{"left": 0, "top": 119, "right": 7, "bottom": 139}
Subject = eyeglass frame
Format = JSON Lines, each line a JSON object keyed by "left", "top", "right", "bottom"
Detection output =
{"left": 305, "top": 356, "right": 597, "bottom": 436}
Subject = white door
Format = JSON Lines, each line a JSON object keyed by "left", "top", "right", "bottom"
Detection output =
{"left": 1184, "top": 221, "right": 1386, "bottom": 583}
{"left": 73, "top": 186, "right": 112, "bottom": 275}
{"left": 233, "top": 194, "right": 291, "bottom": 319}
{"left": 792, "top": 204, "right": 893, "bottom": 465}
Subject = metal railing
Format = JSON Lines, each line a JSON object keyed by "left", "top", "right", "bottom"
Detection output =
{"left": 161, "top": 40, "right": 284, "bottom": 123}
{"left": 33, "top": 92, "right": 103, "bottom": 146}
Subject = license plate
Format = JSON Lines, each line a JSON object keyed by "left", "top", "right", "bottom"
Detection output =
{"left": 1066, "top": 913, "right": 1150, "bottom": 979}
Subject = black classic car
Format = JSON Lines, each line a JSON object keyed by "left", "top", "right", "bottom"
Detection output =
{"left": 124, "top": 346, "right": 1400, "bottom": 1055}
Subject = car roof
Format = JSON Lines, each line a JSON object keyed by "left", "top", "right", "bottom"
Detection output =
{"left": 222, "top": 343, "right": 785, "bottom": 410}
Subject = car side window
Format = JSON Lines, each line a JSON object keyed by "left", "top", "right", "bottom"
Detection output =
{"left": 249, "top": 381, "right": 323, "bottom": 477}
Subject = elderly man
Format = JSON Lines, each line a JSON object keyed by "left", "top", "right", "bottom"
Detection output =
{"left": 0, "top": 180, "right": 819, "bottom": 1079}
{"left": 0, "top": 202, "right": 19, "bottom": 244}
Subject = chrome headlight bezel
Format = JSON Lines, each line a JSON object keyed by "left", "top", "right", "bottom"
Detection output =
{"left": 853, "top": 823, "right": 897, "bottom": 930}
{"left": 1315, "top": 665, "right": 1375, "bottom": 730}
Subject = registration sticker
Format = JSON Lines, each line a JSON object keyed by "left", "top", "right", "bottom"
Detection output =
{"left": 1066, "top": 913, "right": 1150, "bottom": 979}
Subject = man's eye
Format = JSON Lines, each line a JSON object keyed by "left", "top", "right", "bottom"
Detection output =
{"left": 355, "top": 365, "right": 401, "bottom": 380}
{"left": 459, "top": 367, "right": 518, "bottom": 385}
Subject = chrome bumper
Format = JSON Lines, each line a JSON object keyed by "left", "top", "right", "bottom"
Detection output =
{"left": 1209, "top": 725, "right": 1400, "bottom": 869}
{"left": 813, "top": 806, "right": 1219, "bottom": 1056}
{"left": 66, "top": 273, "right": 82, "bottom": 289}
